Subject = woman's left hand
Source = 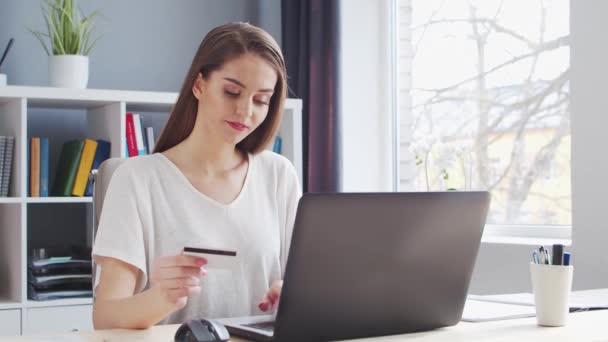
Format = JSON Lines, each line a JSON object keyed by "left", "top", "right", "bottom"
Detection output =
{"left": 258, "top": 280, "right": 283, "bottom": 312}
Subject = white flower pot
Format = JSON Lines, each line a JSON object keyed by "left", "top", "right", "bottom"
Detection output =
{"left": 49, "top": 55, "right": 89, "bottom": 88}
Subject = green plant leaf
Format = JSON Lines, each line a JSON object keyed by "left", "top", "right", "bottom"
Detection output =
{"left": 83, "top": 35, "right": 101, "bottom": 56}
{"left": 63, "top": 2, "right": 81, "bottom": 54}
{"left": 81, "top": 24, "right": 93, "bottom": 55}
{"left": 60, "top": 0, "right": 70, "bottom": 52}
{"left": 30, "top": 0, "right": 100, "bottom": 56}
{"left": 79, "top": 9, "right": 99, "bottom": 55}
{"left": 46, "top": 0, "right": 66, "bottom": 55}
{"left": 40, "top": 3, "right": 55, "bottom": 54}
{"left": 48, "top": 10, "right": 66, "bottom": 55}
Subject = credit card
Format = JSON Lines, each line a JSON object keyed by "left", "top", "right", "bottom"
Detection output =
{"left": 183, "top": 246, "right": 238, "bottom": 270}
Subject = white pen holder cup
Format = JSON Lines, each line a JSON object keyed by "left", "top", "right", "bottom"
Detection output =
{"left": 529, "top": 262, "right": 573, "bottom": 327}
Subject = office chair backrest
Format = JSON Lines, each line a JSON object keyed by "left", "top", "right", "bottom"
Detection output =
{"left": 93, "top": 158, "right": 127, "bottom": 237}
{"left": 91, "top": 157, "right": 126, "bottom": 299}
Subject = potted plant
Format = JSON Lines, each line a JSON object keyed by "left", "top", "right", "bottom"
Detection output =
{"left": 30, "top": 0, "right": 100, "bottom": 88}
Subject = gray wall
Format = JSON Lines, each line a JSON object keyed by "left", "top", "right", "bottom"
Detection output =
{"left": 0, "top": 0, "right": 281, "bottom": 91}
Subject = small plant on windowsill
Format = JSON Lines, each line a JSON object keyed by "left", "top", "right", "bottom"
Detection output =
{"left": 410, "top": 136, "right": 472, "bottom": 191}
{"left": 29, "top": 0, "right": 101, "bottom": 89}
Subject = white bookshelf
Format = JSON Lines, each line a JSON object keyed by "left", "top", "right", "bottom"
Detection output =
{"left": 0, "top": 85, "right": 302, "bottom": 336}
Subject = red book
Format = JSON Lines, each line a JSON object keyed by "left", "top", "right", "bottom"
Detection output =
{"left": 126, "top": 112, "right": 138, "bottom": 157}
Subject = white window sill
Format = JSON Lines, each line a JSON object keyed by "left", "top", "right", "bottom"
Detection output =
{"left": 481, "top": 224, "right": 572, "bottom": 246}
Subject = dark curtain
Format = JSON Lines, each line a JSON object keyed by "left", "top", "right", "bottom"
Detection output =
{"left": 281, "top": 0, "right": 342, "bottom": 192}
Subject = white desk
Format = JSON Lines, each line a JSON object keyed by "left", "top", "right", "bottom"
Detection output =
{"left": 2, "top": 309, "right": 607, "bottom": 341}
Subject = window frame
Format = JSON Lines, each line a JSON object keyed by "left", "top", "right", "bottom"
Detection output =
{"left": 390, "top": 0, "right": 572, "bottom": 244}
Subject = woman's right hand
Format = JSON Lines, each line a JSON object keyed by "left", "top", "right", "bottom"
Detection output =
{"left": 150, "top": 252, "right": 207, "bottom": 309}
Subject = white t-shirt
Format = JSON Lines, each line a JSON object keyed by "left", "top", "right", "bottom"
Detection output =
{"left": 92, "top": 151, "right": 302, "bottom": 324}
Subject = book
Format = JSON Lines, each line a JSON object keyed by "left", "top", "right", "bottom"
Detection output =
{"left": 84, "top": 139, "right": 111, "bottom": 196}
{"left": 0, "top": 136, "right": 5, "bottom": 196}
{"left": 140, "top": 117, "right": 149, "bottom": 155}
{"left": 133, "top": 113, "right": 147, "bottom": 155}
{"left": 273, "top": 135, "right": 282, "bottom": 154}
{"left": 125, "top": 112, "right": 138, "bottom": 157}
{"left": 51, "top": 140, "right": 85, "bottom": 197}
{"left": 30, "top": 137, "right": 40, "bottom": 197}
{"left": 72, "top": 139, "right": 98, "bottom": 196}
{"left": 1, "top": 136, "right": 14, "bottom": 197}
{"left": 39, "top": 137, "right": 50, "bottom": 197}
{"left": 146, "top": 126, "right": 156, "bottom": 153}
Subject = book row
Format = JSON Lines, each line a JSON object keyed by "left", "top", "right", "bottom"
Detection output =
{"left": 29, "top": 138, "right": 111, "bottom": 197}
{"left": 125, "top": 112, "right": 155, "bottom": 157}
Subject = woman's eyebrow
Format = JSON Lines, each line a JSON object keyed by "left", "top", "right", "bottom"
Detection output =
{"left": 224, "top": 77, "right": 274, "bottom": 93}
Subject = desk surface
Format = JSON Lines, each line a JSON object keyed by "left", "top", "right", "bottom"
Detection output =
{"left": 4, "top": 309, "right": 608, "bottom": 342}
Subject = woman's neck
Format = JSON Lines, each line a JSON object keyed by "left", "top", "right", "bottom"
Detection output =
{"left": 167, "top": 130, "right": 244, "bottom": 177}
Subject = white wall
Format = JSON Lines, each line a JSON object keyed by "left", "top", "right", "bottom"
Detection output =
{"left": 340, "top": 0, "right": 394, "bottom": 192}
{"left": 571, "top": 0, "right": 608, "bottom": 290}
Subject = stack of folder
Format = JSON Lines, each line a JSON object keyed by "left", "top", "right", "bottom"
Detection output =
{"left": 27, "top": 247, "right": 93, "bottom": 301}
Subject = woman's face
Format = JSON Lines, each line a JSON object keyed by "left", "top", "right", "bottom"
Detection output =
{"left": 193, "top": 53, "right": 277, "bottom": 147}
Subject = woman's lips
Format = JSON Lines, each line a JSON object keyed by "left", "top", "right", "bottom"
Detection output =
{"left": 226, "top": 120, "right": 248, "bottom": 132}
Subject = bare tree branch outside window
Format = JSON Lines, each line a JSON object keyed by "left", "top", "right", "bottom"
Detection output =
{"left": 400, "top": 0, "right": 570, "bottom": 225}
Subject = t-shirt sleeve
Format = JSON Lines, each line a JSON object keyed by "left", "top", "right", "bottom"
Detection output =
{"left": 92, "top": 164, "right": 148, "bottom": 293}
{"left": 279, "top": 161, "right": 303, "bottom": 276}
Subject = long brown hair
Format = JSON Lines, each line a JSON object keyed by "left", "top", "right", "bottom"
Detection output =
{"left": 154, "top": 22, "right": 287, "bottom": 154}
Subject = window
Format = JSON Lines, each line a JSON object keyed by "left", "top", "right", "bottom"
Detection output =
{"left": 398, "top": 0, "right": 570, "bottom": 230}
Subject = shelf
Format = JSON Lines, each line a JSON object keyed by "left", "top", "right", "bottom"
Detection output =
{"left": 0, "top": 85, "right": 177, "bottom": 112}
{"left": 27, "top": 297, "right": 93, "bottom": 308}
{"left": 0, "top": 299, "right": 22, "bottom": 310}
{"left": 0, "top": 198, "right": 21, "bottom": 204}
{"left": 26, "top": 197, "right": 92, "bottom": 204}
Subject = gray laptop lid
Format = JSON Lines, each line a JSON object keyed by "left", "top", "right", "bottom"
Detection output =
{"left": 273, "top": 191, "right": 490, "bottom": 341}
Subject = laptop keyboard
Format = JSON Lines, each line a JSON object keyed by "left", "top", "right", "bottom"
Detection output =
{"left": 243, "top": 321, "right": 275, "bottom": 332}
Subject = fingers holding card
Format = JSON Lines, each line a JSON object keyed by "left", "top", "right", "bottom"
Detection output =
{"left": 183, "top": 246, "right": 238, "bottom": 270}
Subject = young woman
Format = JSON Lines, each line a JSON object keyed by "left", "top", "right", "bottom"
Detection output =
{"left": 92, "top": 22, "right": 301, "bottom": 329}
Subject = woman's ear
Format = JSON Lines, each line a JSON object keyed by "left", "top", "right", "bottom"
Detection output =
{"left": 192, "top": 73, "right": 204, "bottom": 100}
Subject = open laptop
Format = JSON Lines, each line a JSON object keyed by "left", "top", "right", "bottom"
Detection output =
{"left": 217, "top": 191, "right": 491, "bottom": 342}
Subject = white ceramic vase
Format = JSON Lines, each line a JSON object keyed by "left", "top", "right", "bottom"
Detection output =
{"left": 49, "top": 55, "right": 89, "bottom": 88}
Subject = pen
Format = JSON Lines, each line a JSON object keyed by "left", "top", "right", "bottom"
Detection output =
{"left": 552, "top": 244, "right": 564, "bottom": 265}
{"left": 563, "top": 252, "right": 571, "bottom": 266}
{"left": 538, "top": 246, "right": 550, "bottom": 265}
{"left": 532, "top": 250, "right": 541, "bottom": 264}
{"left": 0, "top": 38, "right": 14, "bottom": 70}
